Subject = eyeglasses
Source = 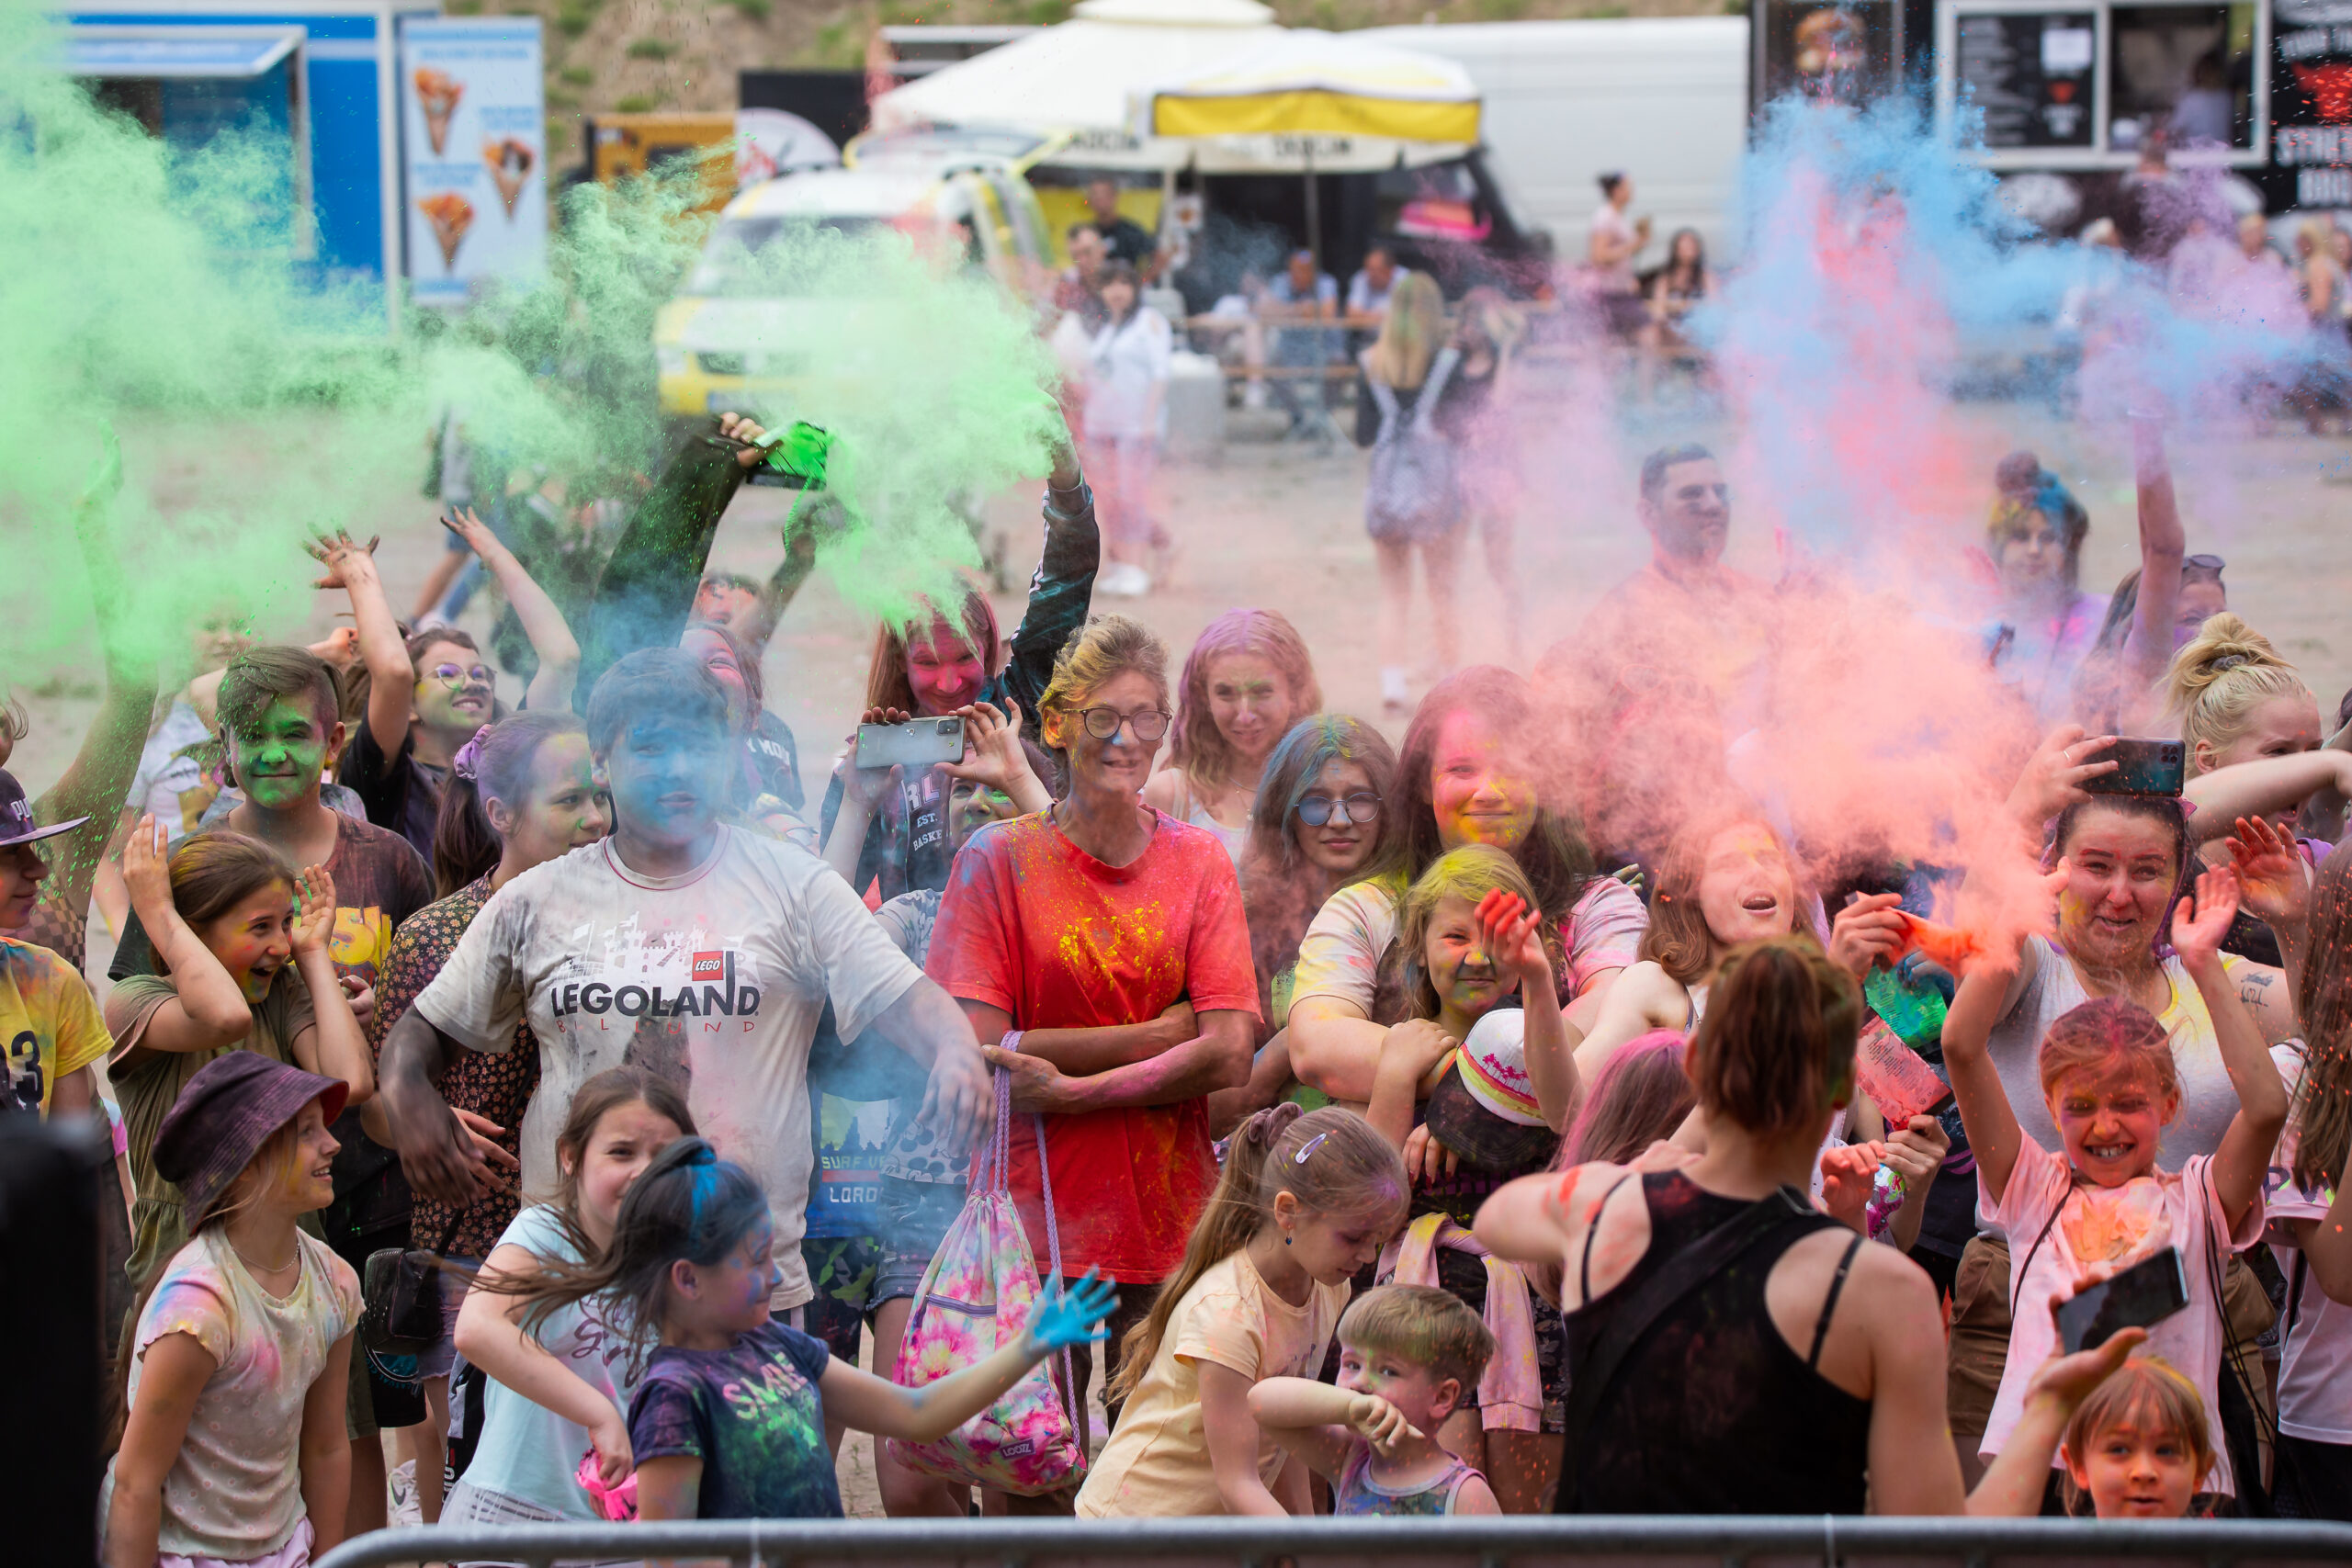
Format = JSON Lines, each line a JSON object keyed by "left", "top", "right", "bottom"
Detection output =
{"left": 2183, "top": 554, "right": 2225, "bottom": 581}
{"left": 1295, "top": 792, "right": 1381, "bottom": 826}
{"left": 426, "top": 662, "right": 494, "bottom": 689}
{"left": 1076, "top": 706, "right": 1171, "bottom": 742}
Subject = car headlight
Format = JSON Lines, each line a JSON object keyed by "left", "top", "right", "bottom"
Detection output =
{"left": 656, "top": 345, "right": 687, "bottom": 376}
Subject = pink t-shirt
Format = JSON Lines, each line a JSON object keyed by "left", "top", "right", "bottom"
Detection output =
{"left": 1979, "top": 1135, "right": 2261, "bottom": 1495}
{"left": 927, "top": 808, "right": 1261, "bottom": 1281}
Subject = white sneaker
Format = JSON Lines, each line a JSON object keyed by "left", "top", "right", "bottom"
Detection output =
{"left": 1242, "top": 381, "right": 1267, "bottom": 410}
{"left": 1098, "top": 562, "right": 1152, "bottom": 598}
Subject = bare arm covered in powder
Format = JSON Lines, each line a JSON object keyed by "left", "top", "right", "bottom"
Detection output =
{"left": 2118, "top": 412, "right": 2186, "bottom": 728}
{"left": 969, "top": 998, "right": 1253, "bottom": 1112}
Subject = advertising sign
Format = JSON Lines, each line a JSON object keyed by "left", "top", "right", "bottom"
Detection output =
{"left": 1955, "top": 10, "right": 2098, "bottom": 149}
{"left": 401, "top": 17, "right": 546, "bottom": 306}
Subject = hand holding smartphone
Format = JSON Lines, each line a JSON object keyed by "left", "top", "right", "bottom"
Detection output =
{"left": 2055, "top": 1248, "right": 2188, "bottom": 1352}
{"left": 2080, "top": 739, "right": 2186, "bottom": 798}
{"left": 856, "top": 716, "right": 966, "bottom": 772}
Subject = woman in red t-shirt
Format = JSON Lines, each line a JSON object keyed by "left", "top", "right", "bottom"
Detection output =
{"left": 927, "top": 614, "right": 1261, "bottom": 1450}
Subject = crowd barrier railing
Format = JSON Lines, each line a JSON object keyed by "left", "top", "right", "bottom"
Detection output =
{"left": 314, "top": 1512, "right": 2352, "bottom": 1568}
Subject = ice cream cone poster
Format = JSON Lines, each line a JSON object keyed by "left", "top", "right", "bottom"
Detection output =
{"left": 398, "top": 17, "right": 546, "bottom": 305}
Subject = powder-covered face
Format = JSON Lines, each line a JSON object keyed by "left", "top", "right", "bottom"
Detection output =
{"left": 678, "top": 626, "right": 751, "bottom": 730}
{"left": 906, "top": 618, "right": 985, "bottom": 716}
{"left": 2055, "top": 808, "right": 2178, "bottom": 971}
{"left": 566, "top": 1100, "right": 684, "bottom": 1247}
{"left": 197, "top": 881, "right": 298, "bottom": 1002}
{"left": 1641, "top": 457, "right": 1730, "bottom": 565}
{"left": 2047, "top": 1061, "right": 2176, "bottom": 1187}
{"left": 1422, "top": 893, "right": 1513, "bottom": 1021}
{"left": 2067, "top": 1415, "right": 2202, "bottom": 1518}
{"left": 691, "top": 581, "right": 763, "bottom": 640}
{"left": 679, "top": 1216, "right": 782, "bottom": 1337}
{"left": 1337, "top": 1337, "right": 1460, "bottom": 1434}
{"left": 1994, "top": 510, "right": 2068, "bottom": 595}
{"left": 0, "top": 843, "right": 46, "bottom": 930}
{"left": 1204, "top": 650, "right": 1295, "bottom": 767}
{"left": 1052, "top": 667, "right": 1166, "bottom": 798}
{"left": 412, "top": 639, "right": 493, "bottom": 736}
{"left": 1429, "top": 710, "right": 1537, "bottom": 852}
{"left": 490, "top": 733, "right": 609, "bottom": 872}
{"left": 948, "top": 776, "right": 1020, "bottom": 852}
{"left": 2171, "top": 580, "right": 2226, "bottom": 646}
{"left": 227, "top": 696, "right": 336, "bottom": 812}
{"left": 1693, "top": 822, "right": 1797, "bottom": 948}
{"left": 1294, "top": 756, "right": 1378, "bottom": 876}
{"left": 2200, "top": 693, "right": 2321, "bottom": 835}
{"left": 602, "top": 716, "right": 731, "bottom": 852}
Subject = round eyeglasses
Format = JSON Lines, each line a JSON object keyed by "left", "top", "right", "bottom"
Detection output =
{"left": 1077, "top": 706, "right": 1171, "bottom": 742}
{"left": 1295, "top": 792, "right": 1381, "bottom": 827}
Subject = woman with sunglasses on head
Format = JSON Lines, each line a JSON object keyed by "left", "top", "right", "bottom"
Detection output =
{"left": 311, "top": 515, "right": 580, "bottom": 863}
{"left": 1221, "top": 718, "right": 1399, "bottom": 1124}
{"left": 928, "top": 616, "right": 1261, "bottom": 1496}
{"left": 2075, "top": 550, "right": 2228, "bottom": 735}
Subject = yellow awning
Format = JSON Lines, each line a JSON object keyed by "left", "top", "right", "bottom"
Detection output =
{"left": 1152, "top": 88, "right": 1479, "bottom": 143}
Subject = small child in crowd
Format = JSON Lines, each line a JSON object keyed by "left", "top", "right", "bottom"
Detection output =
{"left": 2060, "top": 1357, "right": 2215, "bottom": 1518}
{"left": 1250, "top": 1284, "right": 1501, "bottom": 1515}
{"left": 1943, "top": 864, "right": 2285, "bottom": 1505}
{"left": 1076, "top": 1106, "right": 1408, "bottom": 1517}
{"left": 495, "top": 1136, "right": 1115, "bottom": 1522}
{"left": 103, "top": 1054, "right": 362, "bottom": 1568}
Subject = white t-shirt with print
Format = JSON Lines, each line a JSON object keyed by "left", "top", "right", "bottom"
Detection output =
{"left": 125, "top": 700, "right": 218, "bottom": 840}
{"left": 1986, "top": 936, "right": 2254, "bottom": 1173}
{"left": 2266, "top": 1042, "right": 2352, "bottom": 1445}
{"left": 414, "top": 828, "right": 925, "bottom": 1307}
{"left": 463, "top": 1204, "right": 642, "bottom": 1517}
{"left": 1978, "top": 1134, "right": 2261, "bottom": 1495}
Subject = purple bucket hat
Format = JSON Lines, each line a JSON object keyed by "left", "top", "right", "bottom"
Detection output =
{"left": 153, "top": 1052, "right": 347, "bottom": 1222}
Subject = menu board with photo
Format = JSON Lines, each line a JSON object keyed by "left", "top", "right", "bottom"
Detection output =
{"left": 400, "top": 17, "right": 547, "bottom": 306}
{"left": 1956, "top": 10, "right": 2098, "bottom": 149}
{"left": 2270, "top": 0, "right": 2352, "bottom": 209}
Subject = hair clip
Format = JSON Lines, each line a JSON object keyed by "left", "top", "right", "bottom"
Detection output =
{"left": 450, "top": 724, "right": 493, "bottom": 782}
{"left": 1294, "top": 1132, "right": 1330, "bottom": 1164}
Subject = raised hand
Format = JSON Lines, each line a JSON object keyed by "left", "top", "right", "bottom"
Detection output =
{"left": 717, "top": 412, "right": 773, "bottom": 468}
{"left": 1882, "top": 1114, "right": 1950, "bottom": 1190}
{"left": 1348, "top": 1393, "right": 1423, "bottom": 1456}
{"left": 305, "top": 528, "right": 381, "bottom": 591}
{"left": 2007, "top": 726, "right": 2119, "bottom": 830}
{"left": 1827, "top": 892, "right": 1909, "bottom": 978}
{"left": 2170, "top": 863, "right": 2242, "bottom": 970}
{"left": 288, "top": 863, "right": 338, "bottom": 956}
{"left": 439, "top": 506, "right": 498, "bottom": 555}
{"left": 120, "top": 812, "right": 174, "bottom": 918}
{"left": 1026, "top": 1268, "right": 1119, "bottom": 1356}
{"left": 1476, "top": 888, "right": 1550, "bottom": 997}
{"left": 942, "top": 700, "right": 1031, "bottom": 794}
{"left": 2224, "top": 814, "right": 2307, "bottom": 928}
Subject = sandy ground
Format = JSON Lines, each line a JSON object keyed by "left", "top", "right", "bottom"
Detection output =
{"left": 11, "top": 395, "right": 2351, "bottom": 1517}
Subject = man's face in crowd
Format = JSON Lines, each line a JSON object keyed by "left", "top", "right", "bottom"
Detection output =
{"left": 1641, "top": 457, "right": 1731, "bottom": 566}
{"left": 1287, "top": 253, "right": 1317, "bottom": 293}
{"left": 1363, "top": 249, "right": 1395, "bottom": 291}
{"left": 1069, "top": 228, "right": 1105, "bottom": 282}
{"left": 229, "top": 696, "right": 339, "bottom": 812}
{"left": 1088, "top": 179, "right": 1120, "bottom": 222}
{"left": 600, "top": 715, "right": 731, "bottom": 852}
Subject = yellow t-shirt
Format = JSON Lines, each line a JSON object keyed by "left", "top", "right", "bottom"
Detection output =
{"left": 0, "top": 936, "right": 112, "bottom": 1116}
{"left": 1073, "top": 1247, "right": 1349, "bottom": 1517}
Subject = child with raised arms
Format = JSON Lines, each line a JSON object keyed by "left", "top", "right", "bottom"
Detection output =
{"left": 1942, "top": 863, "right": 2285, "bottom": 1504}
{"left": 493, "top": 1135, "right": 1114, "bottom": 1522}
{"left": 1075, "top": 1105, "right": 1408, "bottom": 1517}
{"left": 1250, "top": 1284, "right": 1501, "bottom": 1515}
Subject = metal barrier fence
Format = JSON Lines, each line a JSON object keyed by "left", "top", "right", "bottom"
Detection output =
{"left": 315, "top": 1513, "right": 2352, "bottom": 1568}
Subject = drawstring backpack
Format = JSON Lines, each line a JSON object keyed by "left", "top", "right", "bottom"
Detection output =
{"left": 885, "top": 1066, "right": 1087, "bottom": 1495}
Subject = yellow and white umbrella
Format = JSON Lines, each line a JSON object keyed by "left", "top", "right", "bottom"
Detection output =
{"left": 1138, "top": 28, "right": 1480, "bottom": 152}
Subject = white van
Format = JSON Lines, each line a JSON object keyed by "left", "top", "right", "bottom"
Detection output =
{"left": 655, "top": 152, "right": 1053, "bottom": 417}
{"left": 1363, "top": 17, "right": 1749, "bottom": 266}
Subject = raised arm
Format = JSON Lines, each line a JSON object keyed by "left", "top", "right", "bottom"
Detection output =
{"left": 992, "top": 423, "right": 1100, "bottom": 739}
{"left": 1940, "top": 951, "right": 2028, "bottom": 1209}
{"left": 307, "top": 529, "right": 412, "bottom": 761}
{"left": 442, "top": 507, "right": 580, "bottom": 712}
{"left": 1483, "top": 889, "right": 1579, "bottom": 1129}
{"left": 1365, "top": 1017, "right": 1456, "bottom": 1152}
{"left": 1569, "top": 962, "right": 1684, "bottom": 1084}
{"left": 2118, "top": 413, "right": 2186, "bottom": 722}
{"left": 2171, "top": 867, "right": 2290, "bottom": 1225}
{"left": 284, "top": 864, "right": 374, "bottom": 1105}
{"left": 118, "top": 814, "right": 259, "bottom": 1052}
{"left": 2184, "top": 752, "right": 2352, "bottom": 843}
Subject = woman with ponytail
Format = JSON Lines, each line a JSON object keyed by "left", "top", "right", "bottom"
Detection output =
{"left": 1477, "top": 935, "right": 2143, "bottom": 1517}
{"left": 1075, "top": 1105, "right": 1408, "bottom": 1517}
{"left": 361, "top": 711, "right": 608, "bottom": 1525}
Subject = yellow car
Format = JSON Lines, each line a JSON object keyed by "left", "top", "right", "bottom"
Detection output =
{"left": 654, "top": 152, "right": 1053, "bottom": 420}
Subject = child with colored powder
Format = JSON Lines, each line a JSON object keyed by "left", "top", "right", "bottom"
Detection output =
{"left": 1250, "top": 1284, "right": 1500, "bottom": 1515}
{"left": 488, "top": 1136, "right": 1114, "bottom": 1521}
{"left": 2058, "top": 1357, "right": 2215, "bottom": 1518}
{"left": 102, "top": 1053, "right": 364, "bottom": 1568}
{"left": 0, "top": 767, "right": 112, "bottom": 1121}
{"left": 1075, "top": 1106, "right": 1408, "bottom": 1517}
{"left": 106, "top": 820, "right": 373, "bottom": 1294}
{"left": 1942, "top": 863, "right": 2285, "bottom": 1506}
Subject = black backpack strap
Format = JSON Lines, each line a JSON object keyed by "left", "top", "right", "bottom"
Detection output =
{"left": 1557, "top": 1184, "right": 1824, "bottom": 1510}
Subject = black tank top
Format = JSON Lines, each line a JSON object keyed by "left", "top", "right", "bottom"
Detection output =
{"left": 1556, "top": 1170, "right": 1872, "bottom": 1515}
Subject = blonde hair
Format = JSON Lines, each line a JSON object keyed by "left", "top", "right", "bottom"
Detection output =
{"left": 1167, "top": 609, "right": 1322, "bottom": 801}
{"left": 1392, "top": 845, "right": 1561, "bottom": 1021}
{"left": 1108, "top": 1106, "right": 1406, "bottom": 1404}
{"left": 2162, "top": 613, "right": 2312, "bottom": 773}
{"left": 1038, "top": 615, "right": 1168, "bottom": 751}
{"left": 1340, "top": 1284, "right": 1495, "bottom": 1404}
{"left": 1371, "top": 272, "right": 1446, "bottom": 390}
{"left": 2060, "top": 1357, "right": 2213, "bottom": 1513}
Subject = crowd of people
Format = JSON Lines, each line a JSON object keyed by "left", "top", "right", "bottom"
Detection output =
{"left": 8, "top": 366, "right": 2352, "bottom": 1568}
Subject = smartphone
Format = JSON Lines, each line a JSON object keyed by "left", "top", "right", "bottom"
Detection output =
{"left": 2081, "top": 739, "right": 2186, "bottom": 798}
{"left": 2055, "top": 1247, "right": 2189, "bottom": 1352}
{"left": 707, "top": 421, "right": 834, "bottom": 491}
{"left": 855, "top": 716, "right": 965, "bottom": 772}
